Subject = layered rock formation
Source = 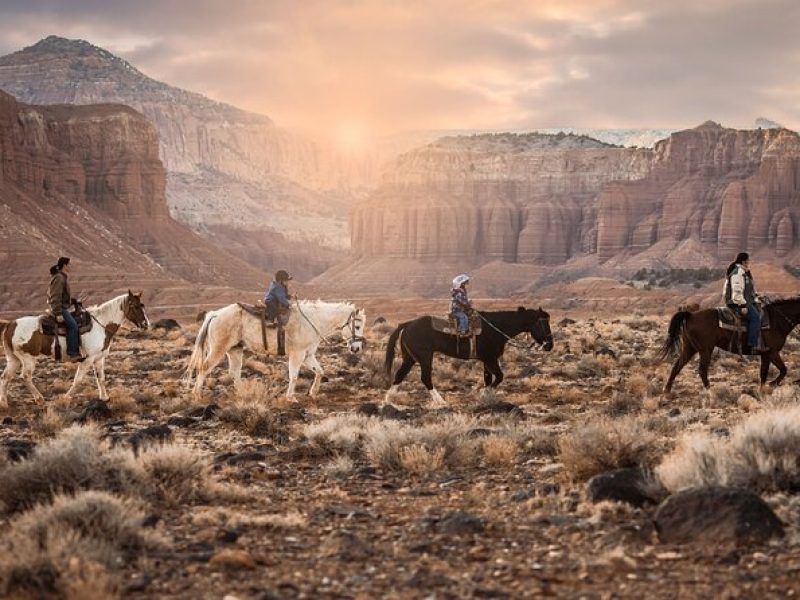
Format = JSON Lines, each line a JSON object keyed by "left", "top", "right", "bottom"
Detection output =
{"left": 0, "top": 88, "right": 267, "bottom": 311}
{"left": 0, "top": 36, "right": 346, "bottom": 279}
{"left": 351, "top": 133, "right": 652, "bottom": 265}
{"left": 596, "top": 122, "right": 800, "bottom": 261}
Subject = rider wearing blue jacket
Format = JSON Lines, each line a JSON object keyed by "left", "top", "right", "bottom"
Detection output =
{"left": 264, "top": 270, "right": 292, "bottom": 325}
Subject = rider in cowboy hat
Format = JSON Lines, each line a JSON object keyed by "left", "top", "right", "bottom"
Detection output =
{"left": 450, "top": 273, "right": 472, "bottom": 335}
{"left": 48, "top": 256, "right": 84, "bottom": 362}
{"left": 264, "top": 269, "right": 293, "bottom": 326}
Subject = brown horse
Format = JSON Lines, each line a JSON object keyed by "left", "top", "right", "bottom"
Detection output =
{"left": 661, "top": 298, "right": 800, "bottom": 392}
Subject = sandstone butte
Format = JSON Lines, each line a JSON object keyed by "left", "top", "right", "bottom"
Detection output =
{"left": 0, "top": 36, "right": 348, "bottom": 280}
{"left": 0, "top": 88, "right": 268, "bottom": 314}
{"left": 319, "top": 125, "right": 800, "bottom": 296}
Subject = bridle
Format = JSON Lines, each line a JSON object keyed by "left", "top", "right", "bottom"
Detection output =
{"left": 295, "top": 300, "right": 365, "bottom": 347}
{"left": 478, "top": 312, "right": 552, "bottom": 350}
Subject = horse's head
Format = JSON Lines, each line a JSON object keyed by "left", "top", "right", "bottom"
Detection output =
{"left": 518, "top": 306, "right": 553, "bottom": 351}
{"left": 123, "top": 290, "right": 149, "bottom": 330}
{"left": 343, "top": 307, "right": 366, "bottom": 353}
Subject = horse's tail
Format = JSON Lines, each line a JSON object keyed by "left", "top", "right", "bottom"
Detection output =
{"left": 385, "top": 321, "right": 410, "bottom": 376}
{"left": 661, "top": 311, "right": 692, "bottom": 360}
{"left": 183, "top": 311, "right": 217, "bottom": 385}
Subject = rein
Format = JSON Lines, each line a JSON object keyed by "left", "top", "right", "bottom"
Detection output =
{"left": 294, "top": 300, "right": 364, "bottom": 347}
{"left": 477, "top": 313, "right": 544, "bottom": 350}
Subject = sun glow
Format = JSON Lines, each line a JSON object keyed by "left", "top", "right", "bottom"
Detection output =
{"left": 334, "top": 120, "right": 370, "bottom": 154}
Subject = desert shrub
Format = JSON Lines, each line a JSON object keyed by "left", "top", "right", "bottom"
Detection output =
{"left": 710, "top": 384, "right": 739, "bottom": 406}
{"left": 603, "top": 392, "right": 641, "bottom": 417}
{"left": 360, "top": 349, "right": 389, "bottom": 387}
{"left": 323, "top": 455, "right": 355, "bottom": 478}
{"left": 399, "top": 444, "right": 446, "bottom": 474}
{"left": 136, "top": 444, "right": 212, "bottom": 505}
{"left": 305, "top": 414, "right": 373, "bottom": 455}
{"left": 559, "top": 415, "right": 660, "bottom": 480}
{"left": 574, "top": 355, "right": 610, "bottom": 378}
{"left": 0, "top": 490, "right": 162, "bottom": 598}
{"left": 219, "top": 398, "right": 281, "bottom": 438}
{"left": 482, "top": 436, "right": 518, "bottom": 466}
{"left": 658, "top": 404, "right": 800, "bottom": 493}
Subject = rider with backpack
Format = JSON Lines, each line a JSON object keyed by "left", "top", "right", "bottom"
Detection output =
{"left": 724, "top": 252, "right": 766, "bottom": 353}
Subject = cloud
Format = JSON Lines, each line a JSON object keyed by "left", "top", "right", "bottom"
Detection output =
{"left": 0, "top": 0, "right": 797, "bottom": 133}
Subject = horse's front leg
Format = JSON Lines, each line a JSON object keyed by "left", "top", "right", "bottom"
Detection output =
{"left": 769, "top": 351, "right": 788, "bottom": 387}
{"left": 93, "top": 357, "right": 109, "bottom": 400}
{"left": 0, "top": 354, "right": 21, "bottom": 408}
{"left": 65, "top": 361, "right": 91, "bottom": 399}
{"left": 20, "top": 356, "right": 44, "bottom": 404}
{"left": 303, "top": 352, "right": 324, "bottom": 397}
{"left": 226, "top": 346, "right": 244, "bottom": 390}
{"left": 285, "top": 351, "right": 303, "bottom": 401}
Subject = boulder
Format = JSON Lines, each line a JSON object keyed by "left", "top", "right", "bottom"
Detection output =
{"left": 587, "top": 468, "right": 662, "bottom": 507}
{"left": 654, "top": 486, "right": 784, "bottom": 545}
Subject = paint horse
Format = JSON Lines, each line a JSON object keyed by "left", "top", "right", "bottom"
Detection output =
{"left": 0, "top": 292, "right": 149, "bottom": 407}
{"left": 184, "top": 300, "right": 366, "bottom": 400}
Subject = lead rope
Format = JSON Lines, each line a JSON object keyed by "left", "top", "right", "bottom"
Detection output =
{"left": 477, "top": 313, "right": 540, "bottom": 350}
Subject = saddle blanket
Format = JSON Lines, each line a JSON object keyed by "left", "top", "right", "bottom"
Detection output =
{"left": 39, "top": 311, "right": 93, "bottom": 337}
{"left": 717, "top": 306, "right": 770, "bottom": 333}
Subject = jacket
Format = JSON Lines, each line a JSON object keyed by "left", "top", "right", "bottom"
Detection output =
{"left": 48, "top": 271, "right": 71, "bottom": 315}
{"left": 724, "top": 265, "right": 758, "bottom": 306}
{"left": 264, "top": 281, "right": 290, "bottom": 308}
{"left": 449, "top": 287, "right": 471, "bottom": 314}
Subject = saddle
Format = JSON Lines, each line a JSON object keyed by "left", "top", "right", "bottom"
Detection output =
{"left": 39, "top": 309, "right": 92, "bottom": 337}
{"left": 717, "top": 306, "right": 770, "bottom": 332}
{"left": 431, "top": 313, "right": 482, "bottom": 359}
{"left": 237, "top": 302, "right": 286, "bottom": 356}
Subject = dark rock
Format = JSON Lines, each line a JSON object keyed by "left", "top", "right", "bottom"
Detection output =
{"left": 219, "top": 451, "right": 268, "bottom": 466}
{"left": 167, "top": 415, "right": 198, "bottom": 428}
{"left": 713, "top": 427, "right": 731, "bottom": 438}
{"left": 344, "top": 354, "right": 361, "bottom": 366}
{"left": 319, "top": 529, "right": 372, "bottom": 560}
{"left": 654, "top": 486, "right": 785, "bottom": 545}
{"left": 406, "top": 567, "right": 453, "bottom": 588}
{"left": 668, "top": 408, "right": 681, "bottom": 417}
{"left": 473, "top": 401, "right": 524, "bottom": 419}
{"left": 558, "top": 318, "right": 577, "bottom": 327}
{"left": 519, "top": 365, "right": 541, "bottom": 377}
{"left": 561, "top": 354, "right": 579, "bottom": 362}
{"left": 357, "top": 402, "right": 380, "bottom": 417}
{"left": 475, "top": 588, "right": 511, "bottom": 599}
{"left": 373, "top": 317, "right": 387, "bottom": 325}
{"left": 439, "top": 510, "right": 485, "bottom": 535}
{"left": 152, "top": 318, "right": 181, "bottom": 330}
{"left": 123, "top": 574, "right": 153, "bottom": 594}
{"left": 3, "top": 439, "right": 36, "bottom": 462}
{"left": 17, "top": 419, "right": 30, "bottom": 429}
{"left": 218, "top": 528, "right": 241, "bottom": 544}
{"left": 324, "top": 504, "right": 376, "bottom": 520}
{"left": 380, "top": 404, "right": 413, "bottom": 420}
{"left": 596, "top": 347, "right": 617, "bottom": 359}
{"left": 76, "top": 399, "right": 113, "bottom": 423}
{"left": 587, "top": 468, "right": 662, "bottom": 507}
{"left": 539, "top": 483, "right": 561, "bottom": 496}
{"left": 510, "top": 489, "right": 534, "bottom": 503}
{"left": 202, "top": 403, "right": 220, "bottom": 420}
{"left": 2, "top": 416, "right": 13, "bottom": 426}
{"left": 129, "top": 424, "right": 173, "bottom": 453}
{"left": 141, "top": 513, "right": 161, "bottom": 528}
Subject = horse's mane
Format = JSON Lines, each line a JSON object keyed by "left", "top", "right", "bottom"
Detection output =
{"left": 297, "top": 299, "right": 355, "bottom": 309}
{"left": 86, "top": 293, "right": 128, "bottom": 312}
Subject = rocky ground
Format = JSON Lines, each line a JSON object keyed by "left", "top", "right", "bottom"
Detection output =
{"left": 2, "top": 312, "right": 800, "bottom": 598}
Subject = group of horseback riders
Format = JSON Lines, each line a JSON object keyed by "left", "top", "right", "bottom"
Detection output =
{"left": 43, "top": 251, "right": 765, "bottom": 362}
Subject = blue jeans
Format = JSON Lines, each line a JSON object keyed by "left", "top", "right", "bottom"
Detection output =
{"left": 61, "top": 308, "right": 80, "bottom": 356}
{"left": 453, "top": 311, "right": 469, "bottom": 334}
{"left": 745, "top": 301, "right": 761, "bottom": 348}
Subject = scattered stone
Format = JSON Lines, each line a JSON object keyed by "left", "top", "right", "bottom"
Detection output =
{"left": 2, "top": 416, "right": 13, "bottom": 426}
{"left": 539, "top": 483, "right": 561, "bottom": 496}
{"left": 209, "top": 548, "right": 256, "bottom": 570}
{"left": 519, "top": 365, "right": 541, "bottom": 377}
{"left": 438, "top": 510, "right": 485, "bottom": 535}
{"left": 195, "top": 310, "right": 207, "bottom": 323}
{"left": 596, "top": 347, "right": 617, "bottom": 359}
{"left": 373, "top": 317, "right": 387, "bottom": 325}
{"left": 510, "top": 489, "right": 535, "bottom": 503}
{"left": 129, "top": 424, "right": 173, "bottom": 453}
{"left": 472, "top": 400, "right": 524, "bottom": 419}
{"left": 123, "top": 574, "right": 153, "bottom": 594}
{"left": 141, "top": 513, "right": 161, "bottom": 528}
{"left": 654, "top": 486, "right": 785, "bottom": 545}
{"left": 218, "top": 528, "right": 241, "bottom": 544}
{"left": 3, "top": 438, "right": 36, "bottom": 461}
{"left": 344, "top": 354, "right": 361, "bottom": 366}
{"left": 324, "top": 504, "right": 375, "bottom": 520}
{"left": 17, "top": 419, "right": 29, "bottom": 429}
{"left": 587, "top": 468, "right": 662, "bottom": 507}
{"left": 152, "top": 318, "right": 181, "bottom": 330}
{"left": 319, "top": 529, "right": 372, "bottom": 560}
{"left": 356, "top": 402, "right": 380, "bottom": 417}
{"left": 216, "top": 450, "right": 268, "bottom": 466}
{"left": 167, "top": 415, "right": 199, "bottom": 428}
{"left": 667, "top": 408, "right": 681, "bottom": 417}
{"left": 380, "top": 403, "right": 413, "bottom": 420}
{"left": 76, "top": 399, "right": 113, "bottom": 423}
{"left": 467, "top": 428, "right": 493, "bottom": 438}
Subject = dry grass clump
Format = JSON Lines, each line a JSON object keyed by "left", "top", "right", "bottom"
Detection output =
{"left": 219, "top": 398, "right": 283, "bottom": 438}
{"left": 482, "top": 436, "right": 518, "bottom": 466}
{"left": 658, "top": 404, "right": 800, "bottom": 494}
{"left": 0, "top": 424, "right": 234, "bottom": 514}
{"left": 361, "top": 349, "right": 389, "bottom": 387}
{"left": 574, "top": 355, "right": 611, "bottom": 378}
{"left": 398, "top": 444, "right": 447, "bottom": 474}
{"left": 323, "top": 454, "right": 355, "bottom": 478}
{"left": 33, "top": 406, "right": 71, "bottom": 437}
{"left": 559, "top": 415, "right": 661, "bottom": 481}
{"left": 626, "top": 372, "right": 649, "bottom": 396}
{"left": 603, "top": 391, "right": 641, "bottom": 417}
{"left": 0, "top": 491, "right": 163, "bottom": 598}
{"left": 305, "top": 414, "right": 373, "bottom": 455}
{"left": 710, "top": 384, "right": 739, "bottom": 407}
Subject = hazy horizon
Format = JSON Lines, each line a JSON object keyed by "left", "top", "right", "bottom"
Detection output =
{"left": 1, "top": 0, "right": 798, "bottom": 146}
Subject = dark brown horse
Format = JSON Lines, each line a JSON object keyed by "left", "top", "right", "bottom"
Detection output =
{"left": 384, "top": 307, "right": 553, "bottom": 406}
{"left": 661, "top": 298, "right": 800, "bottom": 392}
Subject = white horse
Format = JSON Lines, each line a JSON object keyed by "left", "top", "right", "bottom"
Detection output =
{"left": 0, "top": 292, "right": 150, "bottom": 407}
{"left": 184, "top": 300, "right": 366, "bottom": 399}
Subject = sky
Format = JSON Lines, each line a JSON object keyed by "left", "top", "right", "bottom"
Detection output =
{"left": 0, "top": 0, "right": 798, "bottom": 138}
